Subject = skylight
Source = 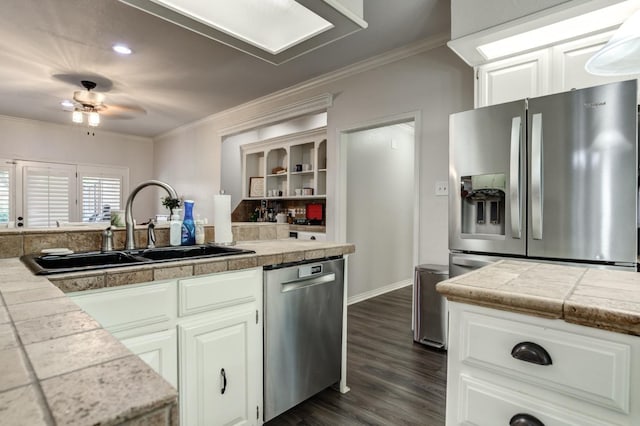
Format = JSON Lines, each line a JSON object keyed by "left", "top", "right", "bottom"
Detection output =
{"left": 151, "top": 0, "right": 333, "bottom": 54}
{"left": 119, "top": 0, "right": 367, "bottom": 65}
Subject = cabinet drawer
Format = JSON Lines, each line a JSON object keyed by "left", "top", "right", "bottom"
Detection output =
{"left": 459, "top": 309, "right": 631, "bottom": 413}
{"left": 457, "top": 374, "right": 615, "bottom": 426}
{"left": 178, "top": 267, "right": 261, "bottom": 317}
{"left": 71, "top": 281, "right": 176, "bottom": 338}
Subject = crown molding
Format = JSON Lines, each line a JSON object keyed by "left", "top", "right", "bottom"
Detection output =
{"left": 215, "top": 32, "right": 449, "bottom": 119}
{"left": 218, "top": 93, "right": 332, "bottom": 137}
{"left": 154, "top": 32, "right": 449, "bottom": 140}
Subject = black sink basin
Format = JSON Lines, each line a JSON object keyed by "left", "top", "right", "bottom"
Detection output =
{"left": 22, "top": 251, "right": 148, "bottom": 275}
{"left": 138, "top": 245, "right": 254, "bottom": 261}
{"left": 21, "top": 244, "right": 255, "bottom": 275}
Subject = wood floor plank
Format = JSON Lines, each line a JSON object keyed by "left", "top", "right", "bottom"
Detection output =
{"left": 266, "top": 285, "right": 447, "bottom": 425}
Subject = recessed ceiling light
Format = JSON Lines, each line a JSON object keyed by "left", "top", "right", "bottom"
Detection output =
{"left": 60, "top": 100, "right": 74, "bottom": 108}
{"left": 112, "top": 44, "right": 133, "bottom": 55}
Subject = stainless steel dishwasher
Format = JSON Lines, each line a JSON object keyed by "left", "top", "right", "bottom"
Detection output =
{"left": 263, "top": 257, "right": 345, "bottom": 422}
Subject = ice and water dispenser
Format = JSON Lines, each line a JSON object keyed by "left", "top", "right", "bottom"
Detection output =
{"left": 460, "top": 173, "right": 506, "bottom": 237}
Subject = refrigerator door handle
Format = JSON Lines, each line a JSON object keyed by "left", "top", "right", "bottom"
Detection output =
{"left": 531, "top": 113, "right": 543, "bottom": 240}
{"left": 509, "top": 116, "right": 522, "bottom": 239}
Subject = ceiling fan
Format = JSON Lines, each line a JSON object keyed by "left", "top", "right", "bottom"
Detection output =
{"left": 64, "top": 79, "right": 146, "bottom": 127}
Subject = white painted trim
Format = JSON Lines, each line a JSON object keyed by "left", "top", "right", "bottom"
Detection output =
{"left": 347, "top": 279, "right": 413, "bottom": 306}
{"left": 335, "top": 110, "right": 421, "bottom": 248}
{"left": 154, "top": 33, "right": 449, "bottom": 140}
{"left": 340, "top": 254, "right": 350, "bottom": 394}
{"left": 214, "top": 33, "right": 448, "bottom": 121}
{"left": 218, "top": 94, "right": 333, "bottom": 137}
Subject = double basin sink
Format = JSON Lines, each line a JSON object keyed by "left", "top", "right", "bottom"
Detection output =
{"left": 21, "top": 244, "right": 256, "bottom": 275}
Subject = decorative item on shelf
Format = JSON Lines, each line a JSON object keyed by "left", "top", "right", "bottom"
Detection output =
{"left": 295, "top": 164, "right": 303, "bottom": 172}
{"left": 271, "top": 166, "right": 287, "bottom": 175}
{"left": 249, "top": 177, "right": 265, "bottom": 197}
{"left": 303, "top": 188, "right": 314, "bottom": 196}
{"left": 303, "top": 163, "right": 312, "bottom": 171}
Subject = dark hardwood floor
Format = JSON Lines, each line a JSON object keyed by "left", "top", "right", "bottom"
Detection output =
{"left": 267, "top": 285, "right": 447, "bottom": 425}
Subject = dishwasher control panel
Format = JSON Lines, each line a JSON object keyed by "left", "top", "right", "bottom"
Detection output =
{"left": 299, "top": 263, "right": 323, "bottom": 278}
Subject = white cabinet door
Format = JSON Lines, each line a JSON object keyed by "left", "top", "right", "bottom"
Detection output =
{"left": 121, "top": 329, "right": 178, "bottom": 388}
{"left": 179, "top": 304, "right": 260, "bottom": 426}
{"left": 551, "top": 31, "right": 640, "bottom": 101}
{"left": 476, "top": 50, "right": 550, "bottom": 107}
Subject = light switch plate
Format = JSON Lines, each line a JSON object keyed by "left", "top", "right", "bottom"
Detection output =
{"left": 435, "top": 181, "right": 448, "bottom": 196}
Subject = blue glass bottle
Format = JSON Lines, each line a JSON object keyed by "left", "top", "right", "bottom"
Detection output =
{"left": 181, "top": 200, "right": 196, "bottom": 245}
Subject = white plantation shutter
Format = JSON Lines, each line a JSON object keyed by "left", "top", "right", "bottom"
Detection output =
{"left": 0, "top": 161, "right": 13, "bottom": 223}
{"left": 81, "top": 176, "right": 122, "bottom": 222}
{"left": 21, "top": 164, "right": 76, "bottom": 228}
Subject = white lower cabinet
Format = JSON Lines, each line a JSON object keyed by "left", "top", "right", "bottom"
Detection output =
{"left": 446, "top": 302, "right": 640, "bottom": 426}
{"left": 121, "top": 329, "right": 178, "bottom": 388}
{"left": 179, "top": 304, "right": 259, "bottom": 426}
{"left": 70, "top": 267, "right": 263, "bottom": 426}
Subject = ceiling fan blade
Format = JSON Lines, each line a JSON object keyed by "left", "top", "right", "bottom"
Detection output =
{"left": 100, "top": 104, "right": 147, "bottom": 119}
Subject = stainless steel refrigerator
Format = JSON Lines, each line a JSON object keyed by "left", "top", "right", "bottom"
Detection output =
{"left": 449, "top": 80, "right": 638, "bottom": 276}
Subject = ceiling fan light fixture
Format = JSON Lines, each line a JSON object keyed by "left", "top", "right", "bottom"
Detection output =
{"left": 61, "top": 100, "right": 74, "bottom": 109}
{"left": 112, "top": 44, "right": 133, "bottom": 55}
{"left": 88, "top": 111, "right": 100, "bottom": 127}
{"left": 72, "top": 110, "right": 83, "bottom": 124}
{"left": 585, "top": 9, "right": 640, "bottom": 75}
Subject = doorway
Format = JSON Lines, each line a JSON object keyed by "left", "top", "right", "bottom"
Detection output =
{"left": 340, "top": 117, "right": 417, "bottom": 303}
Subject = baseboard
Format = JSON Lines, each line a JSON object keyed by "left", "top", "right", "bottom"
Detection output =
{"left": 347, "top": 279, "right": 413, "bottom": 305}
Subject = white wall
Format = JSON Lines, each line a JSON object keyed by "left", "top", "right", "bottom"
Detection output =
{"left": 0, "top": 115, "right": 156, "bottom": 222}
{"left": 154, "top": 41, "right": 473, "bottom": 281}
{"left": 345, "top": 123, "right": 414, "bottom": 298}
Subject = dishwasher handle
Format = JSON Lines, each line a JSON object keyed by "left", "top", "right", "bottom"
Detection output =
{"left": 281, "top": 273, "right": 336, "bottom": 293}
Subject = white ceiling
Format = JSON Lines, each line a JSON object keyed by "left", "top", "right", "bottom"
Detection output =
{"left": 0, "top": 0, "right": 449, "bottom": 137}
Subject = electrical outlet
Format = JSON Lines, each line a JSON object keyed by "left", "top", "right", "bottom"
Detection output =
{"left": 435, "top": 181, "right": 448, "bottom": 196}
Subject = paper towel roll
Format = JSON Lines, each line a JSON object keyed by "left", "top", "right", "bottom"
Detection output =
{"left": 212, "top": 194, "right": 233, "bottom": 244}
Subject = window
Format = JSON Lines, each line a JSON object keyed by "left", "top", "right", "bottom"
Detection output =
{"left": 0, "top": 161, "right": 14, "bottom": 223}
{"left": 78, "top": 166, "right": 126, "bottom": 223}
{"left": 14, "top": 161, "right": 129, "bottom": 228}
{"left": 18, "top": 162, "right": 76, "bottom": 228}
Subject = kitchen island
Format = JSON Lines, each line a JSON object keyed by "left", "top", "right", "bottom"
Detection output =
{"left": 0, "top": 239, "right": 354, "bottom": 425}
{"left": 437, "top": 260, "right": 640, "bottom": 425}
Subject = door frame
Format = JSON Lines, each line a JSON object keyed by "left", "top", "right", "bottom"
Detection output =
{"left": 335, "top": 110, "right": 422, "bottom": 275}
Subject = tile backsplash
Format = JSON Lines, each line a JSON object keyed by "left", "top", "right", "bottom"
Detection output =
{"left": 0, "top": 223, "right": 296, "bottom": 258}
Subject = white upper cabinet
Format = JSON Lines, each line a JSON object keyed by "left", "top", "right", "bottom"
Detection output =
{"left": 476, "top": 31, "right": 640, "bottom": 107}
{"left": 477, "top": 51, "right": 549, "bottom": 107}
{"left": 550, "top": 31, "right": 640, "bottom": 94}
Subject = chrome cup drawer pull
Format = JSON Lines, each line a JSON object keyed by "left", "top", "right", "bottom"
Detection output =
{"left": 511, "top": 341, "right": 552, "bottom": 366}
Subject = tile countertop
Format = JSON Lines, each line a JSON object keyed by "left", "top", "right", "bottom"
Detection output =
{"left": 0, "top": 239, "right": 355, "bottom": 425}
{"left": 436, "top": 260, "right": 640, "bottom": 337}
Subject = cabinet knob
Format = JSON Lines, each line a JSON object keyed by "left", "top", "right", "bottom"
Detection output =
{"left": 511, "top": 341, "right": 552, "bottom": 366}
{"left": 220, "top": 368, "right": 227, "bottom": 394}
{"left": 510, "top": 413, "right": 545, "bottom": 426}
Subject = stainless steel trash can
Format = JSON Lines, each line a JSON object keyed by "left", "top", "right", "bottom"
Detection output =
{"left": 413, "top": 264, "right": 448, "bottom": 350}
